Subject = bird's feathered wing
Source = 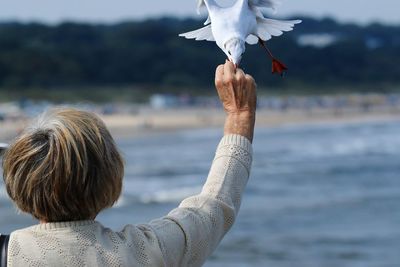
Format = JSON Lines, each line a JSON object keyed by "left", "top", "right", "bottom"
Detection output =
{"left": 246, "top": 0, "right": 301, "bottom": 44}
{"left": 255, "top": 18, "right": 301, "bottom": 42}
{"left": 197, "top": 0, "right": 221, "bottom": 13}
{"left": 179, "top": 24, "right": 215, "bottom": 41}
{"left": 180, "top": 0, "right": 215, "bottom": 41}
{"left": 197, "top": 0, "right": 205, "bottom": 13}
{"left": 246, "top": 34, "right": 259, "bottom": 45}
{"left": 249, "top": 0, "right": 281, "bottom": 10}
{"left": 204, "top": 16, "right": 211, "bottom": 25}
{"left": 197, "top": 0, "right": 280, "bottom": 13}
{"left": 249, "top": 0, "right": 281, "bottom": 20}
{"left": 187, "top": 1, "right": 301, "bottom": 44}
{"left": 196, "top": 0, "right": 281, "bottom": 26}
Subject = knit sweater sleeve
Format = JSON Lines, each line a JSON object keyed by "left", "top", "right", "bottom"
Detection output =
{"left": 147, "top": 134, "right": 253, "bottom": 267}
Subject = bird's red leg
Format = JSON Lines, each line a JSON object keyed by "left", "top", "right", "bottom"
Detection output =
{"left": 259, "top": 39, "right": 288, "bottom": 77}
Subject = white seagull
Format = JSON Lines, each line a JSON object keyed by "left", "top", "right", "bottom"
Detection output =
{"left": 179, "top": 0, "right": 301, "bottom": 75}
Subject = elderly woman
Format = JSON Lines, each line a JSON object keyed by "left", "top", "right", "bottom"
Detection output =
{"left": 0, "top": 61, "right": 256, "bottom": 267}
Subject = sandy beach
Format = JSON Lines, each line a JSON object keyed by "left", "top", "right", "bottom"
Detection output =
{"left": 1, "top": 106, "right": 399, "bottom": 142}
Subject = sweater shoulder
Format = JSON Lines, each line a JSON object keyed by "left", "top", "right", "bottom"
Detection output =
{"left": 8, "top": 222, "right": 164, "bottom": 266}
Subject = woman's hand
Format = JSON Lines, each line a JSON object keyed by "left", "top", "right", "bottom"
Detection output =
{"left": 215, "top": 61, "right": 257, "bottom": 142}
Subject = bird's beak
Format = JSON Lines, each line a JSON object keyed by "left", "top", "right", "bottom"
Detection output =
{"left": 228, "top": 58, "right": 239, "bottom": 69}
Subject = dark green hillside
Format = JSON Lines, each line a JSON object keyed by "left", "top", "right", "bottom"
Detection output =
{"left": 0, "top": 17, "right": 399, "bottom": 93}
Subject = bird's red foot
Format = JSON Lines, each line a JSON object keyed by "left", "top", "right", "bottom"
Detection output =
{"left": 272, "top": 58, "right": 288, "bottom": 77}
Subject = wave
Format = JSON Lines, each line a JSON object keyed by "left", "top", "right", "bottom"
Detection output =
{"left": 243, "top": 187, "right": 400, "bottom": 213}
{"left": 256, "top": 135, "right": 400, "bottom": 160}
{"left": 115, "top": 185, "right": 202, "bottom": 206}
{"left": 139, "top": 186, "right": 202, "bottom": 204}
{"left": 254, "top": 120, "right": 400, "bottom": 159}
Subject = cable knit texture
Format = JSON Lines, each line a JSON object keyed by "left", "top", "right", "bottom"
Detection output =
{"left": 8, "top": 134, "right": 253, "bottom": 267}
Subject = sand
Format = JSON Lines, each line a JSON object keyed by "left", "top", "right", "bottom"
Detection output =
{"left": 1, "top": 107, "right": 398, "bottom": 143}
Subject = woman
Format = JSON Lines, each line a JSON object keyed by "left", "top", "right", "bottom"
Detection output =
{"left": 1, "top": 61, "right": 256, "bottom": 267}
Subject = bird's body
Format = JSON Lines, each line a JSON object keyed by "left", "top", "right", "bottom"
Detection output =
{"left": 209, "top": 0, "right": 256, "bottom": 49}
{"left": 180, "top": 0, "right": 301, "bottom": 75}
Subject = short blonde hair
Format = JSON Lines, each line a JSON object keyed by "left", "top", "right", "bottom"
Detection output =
{"left": 2, "top": 108, "right": 124, "bottom": 222}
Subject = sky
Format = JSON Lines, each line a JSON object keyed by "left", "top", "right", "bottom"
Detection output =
{"left": 1, "top": 0, "right": 399, "bottom": 25}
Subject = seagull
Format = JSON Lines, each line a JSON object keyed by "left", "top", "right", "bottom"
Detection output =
{"left": 179, "top": 0, "right": 301, "bottom": 76}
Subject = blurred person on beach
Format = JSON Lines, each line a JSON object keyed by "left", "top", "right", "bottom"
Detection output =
{"left": 1, "top": 61, "right": 256, "bottom": 267}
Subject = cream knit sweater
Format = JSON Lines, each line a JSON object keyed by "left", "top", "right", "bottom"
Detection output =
{"left": 8, "top": 134, "right": 253, "bottom": 267}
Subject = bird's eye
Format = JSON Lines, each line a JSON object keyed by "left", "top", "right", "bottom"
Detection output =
{"left": 228, "top": 51, "right": 231, "bottom": 55}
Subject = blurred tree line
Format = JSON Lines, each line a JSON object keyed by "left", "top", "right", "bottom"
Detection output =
{"left": 0, "top": 17, "right": 399, "bottom": 93}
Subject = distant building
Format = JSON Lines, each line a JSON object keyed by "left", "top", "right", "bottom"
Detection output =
{"left": 0, "top": 102, "right": 23, "bottom": 120}
{"left": 297, "top": 33, "right": 338, "bottom": 48}
{"left": 150, "top": 94, "right": 179, "bottom": 109}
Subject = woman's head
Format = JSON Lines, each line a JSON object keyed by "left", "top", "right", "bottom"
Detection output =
{"left": 2, "top": 108, "right": 124, "bottom": 222}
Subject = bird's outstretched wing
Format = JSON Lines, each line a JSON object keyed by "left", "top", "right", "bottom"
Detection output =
{"left": 179, "top": 25, "right": 215, "bottom": 41}
{"left": 204, "top": 16, "right": 211, "bottom": 25}
{"left": 249, "top": 0, "right": 281, "bottom": 11}
{"left": 246, "top": 34, "right": 259, "bottom": 45}
{"left": 249, "top": 0, "right": 281, "bottom": 19}
{"left": 196, "top": 1, "right": 213, "bottom": 24}
{"left": 197, "top": 0, "right": 205, "bottom": 13}
{"left": 256, "top": 18, "right": 301, "bottom": 41}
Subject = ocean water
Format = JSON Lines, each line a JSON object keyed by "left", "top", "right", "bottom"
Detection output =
{"left": 1, "top": 120, "right": 399, "bottom": 267}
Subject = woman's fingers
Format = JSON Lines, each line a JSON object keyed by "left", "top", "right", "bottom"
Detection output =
{"left": 223, "top": 61, "right": 236, "bottom": 85}
{"left": 215, "top": 61, "right": 257, "bottom": 115}
{"left": 215, "top": 64, "right": 224, "bottom": 88}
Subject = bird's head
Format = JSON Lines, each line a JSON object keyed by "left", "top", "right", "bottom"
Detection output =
{"left": 224, "top": 38, "right": 245, "bottom": 66}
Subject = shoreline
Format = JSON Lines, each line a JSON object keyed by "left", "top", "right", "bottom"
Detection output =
{"left": 1, "top": 107, "right": 399, "bottom": 142}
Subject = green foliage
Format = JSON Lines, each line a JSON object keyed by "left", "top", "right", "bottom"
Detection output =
{"left": 0, "top": 17, "right": 399, "bottom": 93}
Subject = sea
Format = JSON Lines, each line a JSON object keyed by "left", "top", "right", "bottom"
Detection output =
{"left": 1, "top": 119, "right": 399, "bottom": 267}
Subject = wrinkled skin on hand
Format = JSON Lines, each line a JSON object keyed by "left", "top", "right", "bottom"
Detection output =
{"left": 215, "top": 60, "right": 257, "bottom": 142}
